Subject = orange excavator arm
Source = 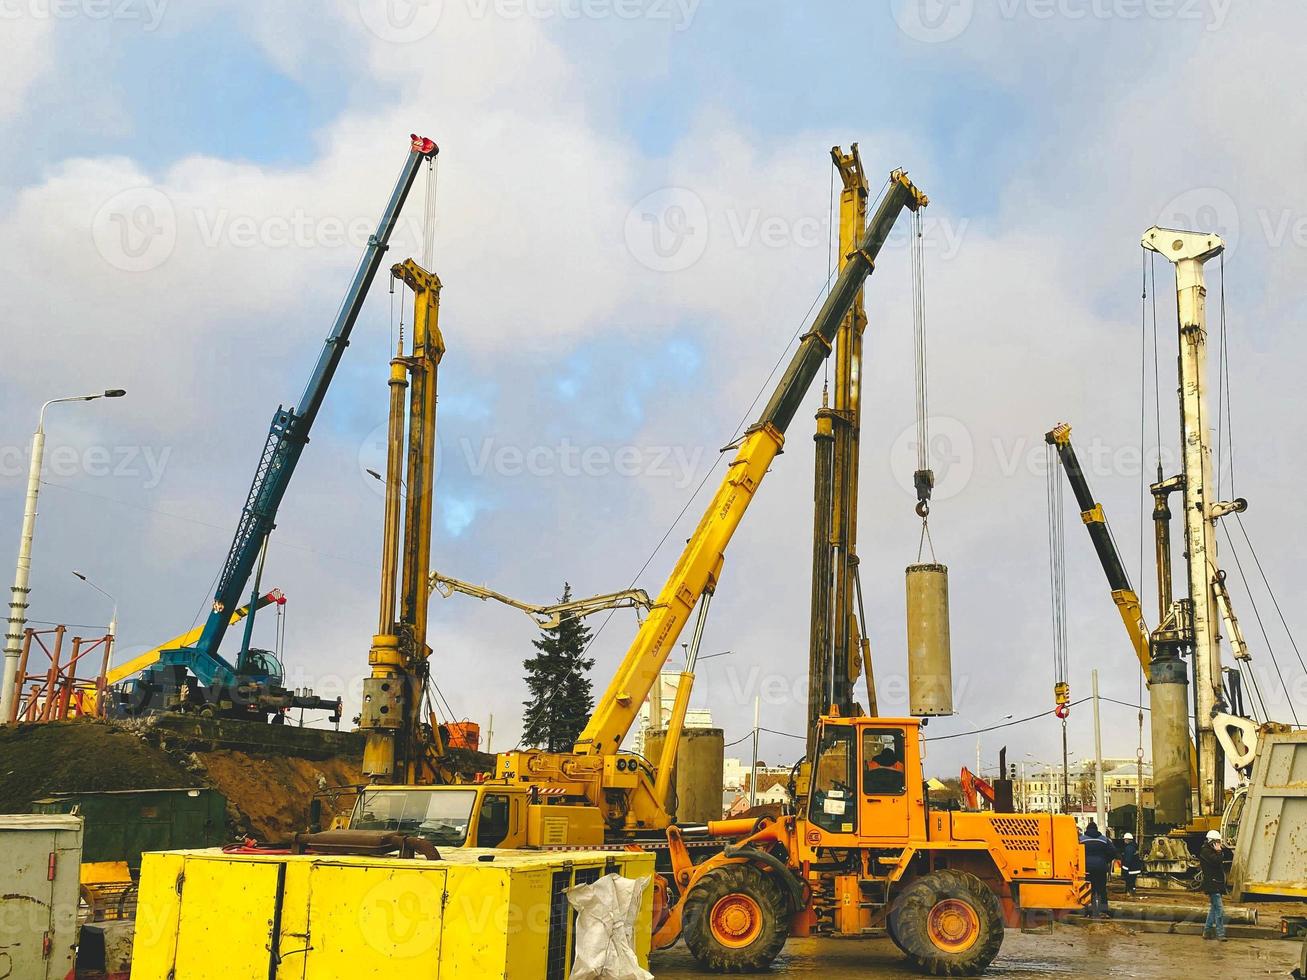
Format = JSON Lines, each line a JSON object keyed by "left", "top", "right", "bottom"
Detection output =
{"left": 960, "top": 766, "right": 995, "bottom": 810}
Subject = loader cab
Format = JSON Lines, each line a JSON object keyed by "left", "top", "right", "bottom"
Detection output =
{"left": 806, "top": 717, "right": 925, "bottom": 846}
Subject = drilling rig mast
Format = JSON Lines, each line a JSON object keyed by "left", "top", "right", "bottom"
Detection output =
{"left": 1142, "top": 226, "right": 1249, "bottom": 821}
{"left": 807, "top": 144, "right": 876, "bottom": 756}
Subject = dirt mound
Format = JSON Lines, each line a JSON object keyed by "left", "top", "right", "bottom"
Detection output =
{"left": 0, "top": 719, "right": 364, "bottom": 843}
{"left": 197, "top": 750, "right": 362, "bottom": 841}
{"left": 0, "top": 719, "right": 196, "bottom": 810}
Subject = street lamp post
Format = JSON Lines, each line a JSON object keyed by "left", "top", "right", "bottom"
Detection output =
{"left": 71, "top": 571, "right": 117, "bottom": 640}
{"left": 1, "top": 389, "right": 126, "bottom": 722}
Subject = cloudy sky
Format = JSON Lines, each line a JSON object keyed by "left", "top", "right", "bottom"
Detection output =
{"left": 2, "top": 0, "right": 1304, "bottom": 780}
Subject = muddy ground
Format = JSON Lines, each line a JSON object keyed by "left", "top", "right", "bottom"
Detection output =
{"left": 651, "top": 925, "right": 1303, "bottom": 977}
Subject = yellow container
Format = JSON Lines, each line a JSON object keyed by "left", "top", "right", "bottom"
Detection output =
{"left": 130, "top": 846, "right": 654, "bottom": 979}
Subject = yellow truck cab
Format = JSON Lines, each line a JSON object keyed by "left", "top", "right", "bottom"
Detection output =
{"left": 346, "top": 783, "right": 606, "bottom": 849}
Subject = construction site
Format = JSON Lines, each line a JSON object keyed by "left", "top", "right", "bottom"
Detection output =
{"left": 2, "top": 5, "right": 1306, "bottom": 980}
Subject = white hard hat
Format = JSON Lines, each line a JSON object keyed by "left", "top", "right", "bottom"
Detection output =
{"left": 1206, "top": 829, "right": 1222, "bottom": 841}
{"left": 1123, "top": 832, "right": 1134, "bottom": 841}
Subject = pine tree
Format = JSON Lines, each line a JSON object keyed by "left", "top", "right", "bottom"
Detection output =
{"left": 521, "top": 584, "right": 597, "bottom": 752}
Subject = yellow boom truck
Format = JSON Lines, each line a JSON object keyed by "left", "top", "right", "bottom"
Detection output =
{"left": 347, "top": 169, "right": 1087, "bottom": 974}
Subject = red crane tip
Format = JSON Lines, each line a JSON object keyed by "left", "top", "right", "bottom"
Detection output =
{"left": 411, "top": 134, "right": 439, "bottom": 156}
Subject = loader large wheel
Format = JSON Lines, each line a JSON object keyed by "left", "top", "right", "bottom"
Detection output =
{"left": 887, "top": 869, "right": 1004, "bottom": 976}
{"left": 682, "top": 864, "right": 788, "bottom": 973}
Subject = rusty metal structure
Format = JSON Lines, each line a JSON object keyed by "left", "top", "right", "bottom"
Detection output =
{"left": 6, "top": 625, "right": 114, "bottom": 722}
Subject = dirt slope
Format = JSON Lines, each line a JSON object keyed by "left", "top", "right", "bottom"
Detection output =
{"left": 0, "top": 719, "right": 362, "bottom": 841}
{"left": 0, "top": 720, "right": 196, "bottom": 809}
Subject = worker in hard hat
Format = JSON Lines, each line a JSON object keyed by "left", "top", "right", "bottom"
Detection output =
{"left": 1079, "top": 821, "right": 1118, "bottom": 918}
{"left": 1120, "top": 832, "right": 1142, "bottom": 896}
{"left": 1199, "top": 829, "right": 1228, "bottom": 941}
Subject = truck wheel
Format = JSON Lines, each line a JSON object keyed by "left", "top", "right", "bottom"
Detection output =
{"left": 887, "top": 869, "right": 1004, "bottom": 976}
{"left": 682, "top": 864, "right": 788, "bottom": 973}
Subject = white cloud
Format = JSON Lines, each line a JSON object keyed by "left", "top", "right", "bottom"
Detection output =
{"left": 0, "top": 13, "right": 53, "bottom": 121}
{"left": 1, "top": 1, "right": 1303, "bottom": 771}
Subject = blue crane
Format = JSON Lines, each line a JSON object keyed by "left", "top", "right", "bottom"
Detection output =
{"left": 119, "top": 134, "right": 439, "bottom": 722}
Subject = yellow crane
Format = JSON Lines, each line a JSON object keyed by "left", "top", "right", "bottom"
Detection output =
{"left": 492, "top": 171, "right": 929, "bottom": 839}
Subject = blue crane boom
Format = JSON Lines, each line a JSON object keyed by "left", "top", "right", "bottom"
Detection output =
{"left": 153, "top": 134, "right": 439, "bottom": 700}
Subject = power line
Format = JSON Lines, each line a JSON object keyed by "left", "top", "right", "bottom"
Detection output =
{"left": 928, "top": 698, "right": 1090, "bottom": 742}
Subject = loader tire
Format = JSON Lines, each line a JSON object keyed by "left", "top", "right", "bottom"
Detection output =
{"left": 886, "top": 909, "right": 907, "bottom": 954}
{"left": 887, "top": 869, "right": 1004, "bottom": 976}
{"left": 682, "top": 864, "right": 789, "bottom": 973}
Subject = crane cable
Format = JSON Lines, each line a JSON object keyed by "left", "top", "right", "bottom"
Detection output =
{"left": 910, "top": 208, "right": 937, "bottom": 562}
{"left": 422, "top": 154, "right": 439, "bottom": 271}
{"left": 1210, "top": 255, "right": 1301, "bottom": 725}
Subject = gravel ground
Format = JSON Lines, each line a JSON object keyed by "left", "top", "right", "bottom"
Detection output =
{"left": 650, "top": 923, "right": 1303, "bottom": 978}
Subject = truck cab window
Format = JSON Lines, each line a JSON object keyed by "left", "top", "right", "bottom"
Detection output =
{"left": 475, "top": 793, "right": 511, "bottom": 847}
{"left": 809, "top": 725, "right": 857, "bottom": 833}
{"left": 862, "top": 729, "right": 907, "bottom": 796}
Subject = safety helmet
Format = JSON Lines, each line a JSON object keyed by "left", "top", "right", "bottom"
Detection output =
{"left": 1206, "top": 829, "right": 1222, "bottom": 841}
{"left": 1123, "top": 832, "right": 1134, "bottom": 841}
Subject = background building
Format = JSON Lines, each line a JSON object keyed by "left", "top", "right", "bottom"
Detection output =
{"left": 632, "top": 671, "right": 714, "bottom": 757}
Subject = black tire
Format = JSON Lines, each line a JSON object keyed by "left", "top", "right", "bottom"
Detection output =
{"left": 885, "top": 909, "right": 907, "bottom": 954}
{"left": 682, "top": 864, "right": 789, "bottom": 973}
{"left": 887, "top": 869, "right": 1004, "bottom": 977}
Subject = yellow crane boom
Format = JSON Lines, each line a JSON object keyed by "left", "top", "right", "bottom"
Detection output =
{"left": 497, "top": 170, "right": 928, "bottom": 834}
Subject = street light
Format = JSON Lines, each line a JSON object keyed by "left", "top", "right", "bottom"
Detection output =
{"left": 365, "top": 468, "right": 406, "bottom": 491}
{"left": 1, "top": 389, "right": 126, "bottom": 722}
{"left": 71, "top": 571, "right": 117, "bottom": 640}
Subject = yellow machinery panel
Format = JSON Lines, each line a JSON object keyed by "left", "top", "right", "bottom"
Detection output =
{"left": 298, "top": 862, "right": 447, "bottom": 978}
{"left": 174, "top": 857, "right": 284, "bottom": 978}
{"left": 528, "top": 804, "right": 606, "bottom": 846}
{"left": 131, "top": 847, "right": 655, "bottom": 979}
